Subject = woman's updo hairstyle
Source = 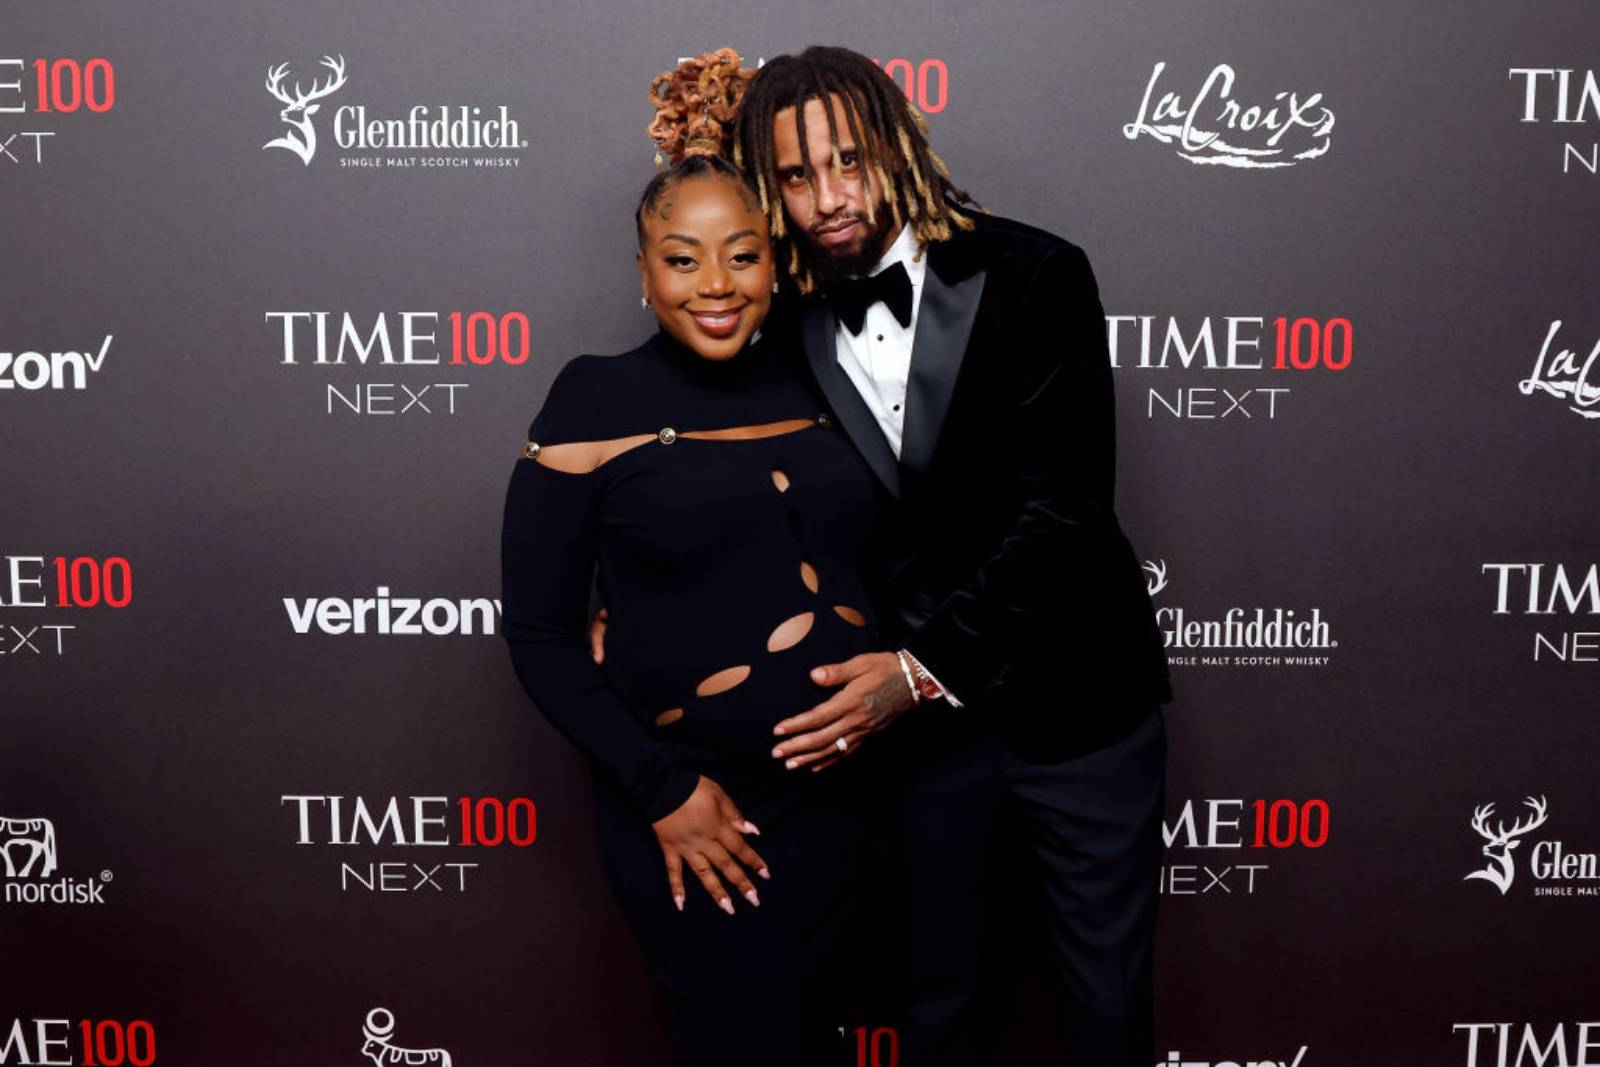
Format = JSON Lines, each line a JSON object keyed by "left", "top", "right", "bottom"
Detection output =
{"left": 636, "top": 48, "right": 760, "bottom": 247}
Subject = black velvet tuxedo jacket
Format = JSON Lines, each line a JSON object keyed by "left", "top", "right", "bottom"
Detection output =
{"left": 798, "top": 211, "right": 1172, "bottom": 760}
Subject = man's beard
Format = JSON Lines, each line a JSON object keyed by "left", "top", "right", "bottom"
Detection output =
{"left": 799, "top": 211, "right": 897, "bottom": 291}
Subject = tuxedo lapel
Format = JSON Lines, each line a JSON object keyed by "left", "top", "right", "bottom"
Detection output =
{"left": 801, "top": 303, "right": 901, "bottom": 497}
{"left": 901, "top": 246, "right": 985, "bottom": 475}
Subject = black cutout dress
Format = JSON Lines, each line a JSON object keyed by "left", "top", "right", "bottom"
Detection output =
{"left": 501, "top": 327, "right": 883, "bottom": 1064}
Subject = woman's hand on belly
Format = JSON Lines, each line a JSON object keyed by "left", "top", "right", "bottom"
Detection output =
{"left": 652, "top": 775, "right": 771, "bottom": 915}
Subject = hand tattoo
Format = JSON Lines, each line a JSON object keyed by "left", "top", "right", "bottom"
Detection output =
{"left": 865, "top": 668, "right": 915, "bottom": 716}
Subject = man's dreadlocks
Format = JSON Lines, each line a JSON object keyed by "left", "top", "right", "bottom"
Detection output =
{"left": 732, "top": 45, "right": 979, "bottom": 293}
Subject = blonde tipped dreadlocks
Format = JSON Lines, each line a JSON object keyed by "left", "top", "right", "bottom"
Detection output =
{"left": 733, "top": 45, "right": 980, "bottom": 293}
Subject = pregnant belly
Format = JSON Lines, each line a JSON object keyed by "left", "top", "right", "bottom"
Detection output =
{"left": 647, "top": 613, "right": 881, "bottom": 771}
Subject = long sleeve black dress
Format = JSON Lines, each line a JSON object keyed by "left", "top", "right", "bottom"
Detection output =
{"left": 501, "top": 326, "right": 884, "bottom": 1066}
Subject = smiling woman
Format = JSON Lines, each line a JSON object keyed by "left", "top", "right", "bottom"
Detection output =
{"left": 498, "top": 50, "right": 890, "bottom": 1067}
{"left": 635, "top": 155, "right": 775, "bottom": 360}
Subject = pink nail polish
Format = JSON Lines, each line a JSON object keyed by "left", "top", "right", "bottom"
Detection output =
{"left": 742, "top": 821, "right": 761, "bottom": 836}
{"left": 785, "top": 758, "right": 798, "bottom": 770}
{"left": 771, "top": 746, "right": 785, "bottom": 758}
{"left": 674, "top": 895, "right": 684, "bottom": 912}
{"left": 719, "top": 897, "right": 734, "bottom": 915}
{"left": 758, "top": 867, "right": 771, "bottom": 880}
{"left": 744, "top": 889, "right": 761, "bottom": 907}
{"left": 774, "top": 726, "right": 786, "bottom": 736}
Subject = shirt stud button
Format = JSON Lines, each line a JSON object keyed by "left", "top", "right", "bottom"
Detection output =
{"left": 522, "top": 441, "right": 541, "bottom": 459}
{"left": 876, "top": 334, "right": 884, "bottom": 342}
{"left": 658, "top": 427, "right": 678, "bottom": 445}
{"left": 817, "top": 413, "right": 832, "bottom": 428}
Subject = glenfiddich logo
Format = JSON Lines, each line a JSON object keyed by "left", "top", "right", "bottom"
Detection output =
{"left": 263, "top": 55, "right": 348, "bottom": 164}
{"left": 260, "top": 54, "right": 526, "bottom": 170}
{"left": 1465, "top": 797, "right": 1548, "bottom": 894}
{"left": 1463, "top": 796, "right": 1600, "bottom": 898}
{"left": 1143, "top": 560, "right": 1335, "bottom": 667}
{"left": 1143, "top": 559, "right": 1169, "bottom": 597}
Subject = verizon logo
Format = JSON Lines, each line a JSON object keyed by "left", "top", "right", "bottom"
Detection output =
{"left": 283, "top": 587, "right": 500, "bottom": 636}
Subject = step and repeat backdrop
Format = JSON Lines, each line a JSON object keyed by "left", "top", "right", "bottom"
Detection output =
{"left": 4, "top": 1, "right": 1597, "bottom": 1064}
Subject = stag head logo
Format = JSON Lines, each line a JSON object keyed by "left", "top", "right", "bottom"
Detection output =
{"left": 1142, "top": 559, "right": 1168, "bottom": 597}
{"left": 263, "top": 55, "right": 348, "bottom": 165}
{"left": 1464, "top": 796, "right": 1549, "bottom": 895}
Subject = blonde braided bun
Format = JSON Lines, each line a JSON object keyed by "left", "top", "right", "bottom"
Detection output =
{"left": 647, "top": 48, "right": 756, "bottom": 165}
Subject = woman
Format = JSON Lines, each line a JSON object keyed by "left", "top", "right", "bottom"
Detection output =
{"left": 500, "top": 53, "right": 887, "bottom": 1066}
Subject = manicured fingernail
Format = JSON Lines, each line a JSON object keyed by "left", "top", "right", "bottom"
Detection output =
{"left": 719, "top": 897, "right": 734, "bottom": 915}
{"left": 744, "top": 889, "right": 761, "bottom": 907}
{"left": 673, "top": 894, "right": 684, "bottom": 912}
{"left": 740, "top": 820, "right": 761, "bottom": 836}
{"left": 811, "top": 668, "right": 827, "bottom": 681}
{"left": 785, "top": 758, "right": 798, "bottom": 770}
{"left": 758, "top": 867, "right": 771, "bottom": 880}
{"left": 773, "top": 725, "right": 786, "bottom": 736}
{"left": 771, "top": 746, "right": 785, "bottom": 758}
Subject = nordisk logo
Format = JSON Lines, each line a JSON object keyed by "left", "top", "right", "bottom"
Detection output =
{"left": 1159, "top": 1049, "right": 1307, "bottom": 1067}
{"left": 1455, "top": 1022, "right": 1600, "bottom": 1066}
{"left": 261, "top": 54, "right": 526, "bottom": 169}
{"left": 264, "top": 310, "right": 530, "bottom": 417}
{"left": 2, "top": 554, "right": 134, "bottom": 660}
{"left": 361, "top": 1008, "right": 450, "bottom": 1066}
{"left": 283, "top": 587, "right": 500, "bottom": 636}
{"left": 282, "top": 794, "right": 536, "bottom": 894}
{"left": 1107, "top": 315, "right": 1351, "bottom": 422}
{"left": 1145, "top": 561, "right": 1336, "bottom": 667}
{"left": 1124, "top": 62, "right": 1333, "bottom": 168}
{"left": 0, "top": 336, "right": 113, "bottom": 391}
{"left": 1483, "top": 563, "right": 1599, "bottom": 664}
{"left": 1162, "top": 798, "right": 1329, "bottom": 897}
{"left": 0, "top": 56, "right": 116, "bottom": 166}
{"left": 1, "top": 1018, "right": 155, "bottom": 1065}
{"left": 1464, "top": 797, "right": 1600, "bottom": 898}
{"left": 2, "top": 816, "right": 113, "bottom": 906}
{"left": 1519, "top": 320, "right": 1599, "bottom": 419}
{"left": 1508, "top": 66, "right": 1600, "bottom": 175}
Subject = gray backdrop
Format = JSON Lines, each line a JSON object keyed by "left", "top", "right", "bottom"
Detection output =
{"left": 4, "top": 2, "right": 1598, "bottom": 1064}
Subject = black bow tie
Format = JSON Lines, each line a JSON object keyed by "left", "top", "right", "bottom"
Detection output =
{"left": 832, "top": 260, "right": 913, "bottom": 336}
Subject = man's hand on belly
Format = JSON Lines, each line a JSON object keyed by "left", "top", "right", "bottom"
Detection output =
{"left": 772, "top": 652, "right": 916, "bottom": 772}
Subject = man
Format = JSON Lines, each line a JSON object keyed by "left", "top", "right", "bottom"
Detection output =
{"left": 730, "top": 46, "right": 1173, "bottom": 1067}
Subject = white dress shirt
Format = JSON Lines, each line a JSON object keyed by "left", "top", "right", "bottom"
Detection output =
{"left": 832, "top": 223, "right": 962, "bottom": 707}
{"left": 833, "top": 222, "right": 925, "bottom": 459}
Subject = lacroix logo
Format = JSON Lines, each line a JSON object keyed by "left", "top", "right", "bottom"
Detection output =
{"left": 1124, "top": 62, "right": 1334, "bottom": 168}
